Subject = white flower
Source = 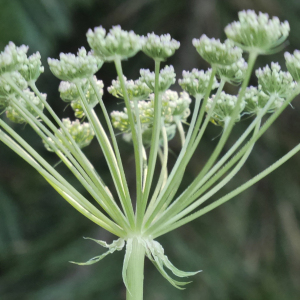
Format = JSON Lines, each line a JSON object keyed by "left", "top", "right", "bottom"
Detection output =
{"left": 225, "top": 10, "right": 290, "bottom": 53}
{"left": 141, "top": 33, "right": 180, "bottom": 61}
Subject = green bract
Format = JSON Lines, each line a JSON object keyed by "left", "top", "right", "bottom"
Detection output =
{"left": 192, "top": 35, "right": 243, "bottom": 66}
{"left": 140, "top": 65, "right": 176, "bottom": 92}
{"left": 141, "top": 33, "right": 180, "bottom": 61}
{"left": 87, "top": 25, "right": 143, "bottom": 61}
{"left": 178, "top": 68, "right": 219, "bottom": 98}
{"left": 225, "top": 10, "right": 290, "bottom": 53}
{"left": 255, "top": 62, "right": 296, "bottom": 98}
{"left": 285, "top": 50, "right": 300, "bottom": 82}
{"left": 48, "top": 47, "right": 103, "bottom": 82}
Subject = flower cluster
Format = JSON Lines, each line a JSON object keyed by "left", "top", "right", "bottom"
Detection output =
{"left": 140, "top": 65, "right": 176, "bottom": 92}
{"left": 48, "top": 47, "right": 102, "bottom": 82}
{"left": 44, "top": 118, "right": 95, "bottom": 151}
{"left": 206, "top": 92, "right": 245, "bottom": 127}
{"left": 59, "top": 77, "right": 103, "bottom": 119}
{"left": 6, "top": 89, "right": 45, "bottom": 124}
{"left": 108, "top": 76, "right": 151, "bottom": 101}
{"left": 243, "top": 86, "right": 284, "bottom": 115}
{"left": 216, "top": 58, "right": 248, "bottom": 84}
{"left": 111, "top": 89, "right": 191, "bottom": 144}
{"left": 87, "top": 25, "right": 143, "bottom": 61}
{"left": 0, "top": 42, "right": 28, "bottom": 75}
{"left": 141, "top": 33, "right": 180, "bottom": 61}
{"left": 192, "top": 35, "right": 242, "bottom": 66}
{"left": 225, "top": 10, "right": 290, "bottom": 53}
{"left": 0, "top": 72, "right": 28, "bottom": 109}
{"left": 255, "top": 62, "right": 297, "bottom": 99}
{"left": 285, "top": 50, "right": 300, "bottom": 82}
{"left": 19, "top": 52, "right": 44, "bottom": 83}
{"left": 178, "top": 68, "right": 219, "bottom": 98}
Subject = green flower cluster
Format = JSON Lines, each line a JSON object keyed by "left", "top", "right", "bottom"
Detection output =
{"left": 111, "top": 89, "right": 191, "bottom": 144}
{"left": 44, "top": 118, "right": 95, "bottom": 151}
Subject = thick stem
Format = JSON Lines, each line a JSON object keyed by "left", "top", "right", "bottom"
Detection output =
{"left": 126, "top": 238, "right": 145, "bottom": 300}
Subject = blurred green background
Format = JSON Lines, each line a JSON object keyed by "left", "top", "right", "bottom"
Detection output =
{"left": 0, "top": 0, "right": 300, "bottom": 299}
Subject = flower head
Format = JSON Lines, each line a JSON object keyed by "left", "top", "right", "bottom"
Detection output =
{"left": 141, "top": 33, "right": 180, "bottom": 61}
{"left": 108, "top": 76, "right": 151, "bottom": 101}
{"left": 285, "top": 50, "right": 300, "bottom": 82}
{"left": 225, "top": 10, "right": 290, "bottom": 53}
{"left": 140, "top": 65, "right": 176, "bottom": 92}
{"left": 87, "top": 25, "right": 143, "bottom": 61}
{"left": 48, "top": 47, "right": 103, "bottom": 82}
{"left": 178, "top": 68, "right": 219, "bottom": 98}
{"left": 0, "top": 71, "right": 28, "bottom": 109}
{"left": 206, "top": 91, "right": 245, "bottom": 126}
{"left": 6, "top": 89, "right": 45, "bottom": 124}
{"left": 243, "top": 86, "right": 284, "bottom": 115}
{"left": 255, "top": 62, "right": 296, "bottom": 98}
{"left": 59, "top": 79, "right": 89, "bottom": 102}
{"left": 111, "top": 110, "right": 130, "bottom": 132}
{"left": 193, "top": 35, "right": 242, "bottom": 66}
{"left": 216, "top": 58, "right": 248, "bottom": 84}
{"left": 0, "top": 42, "right": 28, "bottom": 75}
{"left": 19, "top": 52, "right": 44, "bottom": 83}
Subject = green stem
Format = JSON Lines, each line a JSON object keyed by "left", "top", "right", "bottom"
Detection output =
{"left": 140, "top": 60, "right": 162, "bottom": 227}
{"left": 126, "top": 238, "right": 145, "bottom": 300}
{"left": 75, "top": 82, "right": 135, "bottom": 228}
{"left": 176, "top": 119, "right": 186, "bottom": 146}
{"left": 155, "top": 141, "right": 300, "bottom": 237}
{"left": 0, "top": 128, "right": 124, "bottom": 237}
{"left": 114, "top": 58, "right": 143, "bottom": 230}
{"left": 89, "top": 76, "right": 133, "bottom": 218}
{"left": 29, "top": 81, "right": 112, "bottom": 199}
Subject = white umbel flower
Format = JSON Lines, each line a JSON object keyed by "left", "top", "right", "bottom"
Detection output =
{"left": 139, "top": 65, "right": 176, "bottom": 92}
{"left": 285, "top": 50, "right": 300, "bottom": 82}
{"left": 141, "top": 33, "right": 180, "bottom": 61}
{"left": 225, "top": 10, "right": 290, "bottom": 54}
{"left": 193, "top": 35, "right": 243, "bottom": 66}
{"left": 19, "top": 52, "right": 44, "bottom": 83}
{"left": 178, "top": 68, "right": 219, "bottom": 98}
{"left": 48, "top": 47, "right": 103, "bottom": 82}
{"left": 108, "top": 76, "right": 151, "bottom": 101}
{"left": 0, "top": 42, "right": 28, "bottom": 75}
{"left": 206, "top": 91, "right": 245, "bottom": 126}
{"left": 87, "top": 25, "right": 143, "bottom": 61}
{"left": 255, "top": 62, "right": 297, "bottom": 98}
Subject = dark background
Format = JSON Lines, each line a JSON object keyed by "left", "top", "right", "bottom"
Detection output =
{"left": 0, "top": 0, "right": 300, "bottom": 299}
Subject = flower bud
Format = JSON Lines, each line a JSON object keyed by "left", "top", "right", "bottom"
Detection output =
{"left": 0, "top": 42, "right": 28, "bottom": 75}
{"left": 108, "top": 76, "right": 151, "bottom": 101}
{"left": 87, "top": 25, "right": 143, "bottom": 61}
{"left": 216, "top": 58, "right": 248, "bottom": 84}
{"left": 141, "top": 33, "right": 180, "bottom": 61}
{"left": 178, "top": 68, "right": 219, "bottom": 98}
{"left": 192, "top": 35, "right": 242, "bottom": 66}
{"left": 225, "top": 10, "right": 290, "bottom": 53}
{"left": 140, "top": 65, "right": 176, "bottom": 92}
{"left": 48, "top": 47, "right": 103, "bottom": 82}
{"left": 6, "top": 89, "right": 45, "bottom": 124}
{"left": 19, "top": 52, "right": 44, "bottom": 83}
{"left": 285, "top": 50, "right": 300, "bottom": 82}
{"left": 243, "top": 86, "right": 283, "bottom": 115}
{"left": 206, "top": 91, "right": 245, "bottom": 126}
{"left": 255, "top": 62, "right": 297, "bottom": 98}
